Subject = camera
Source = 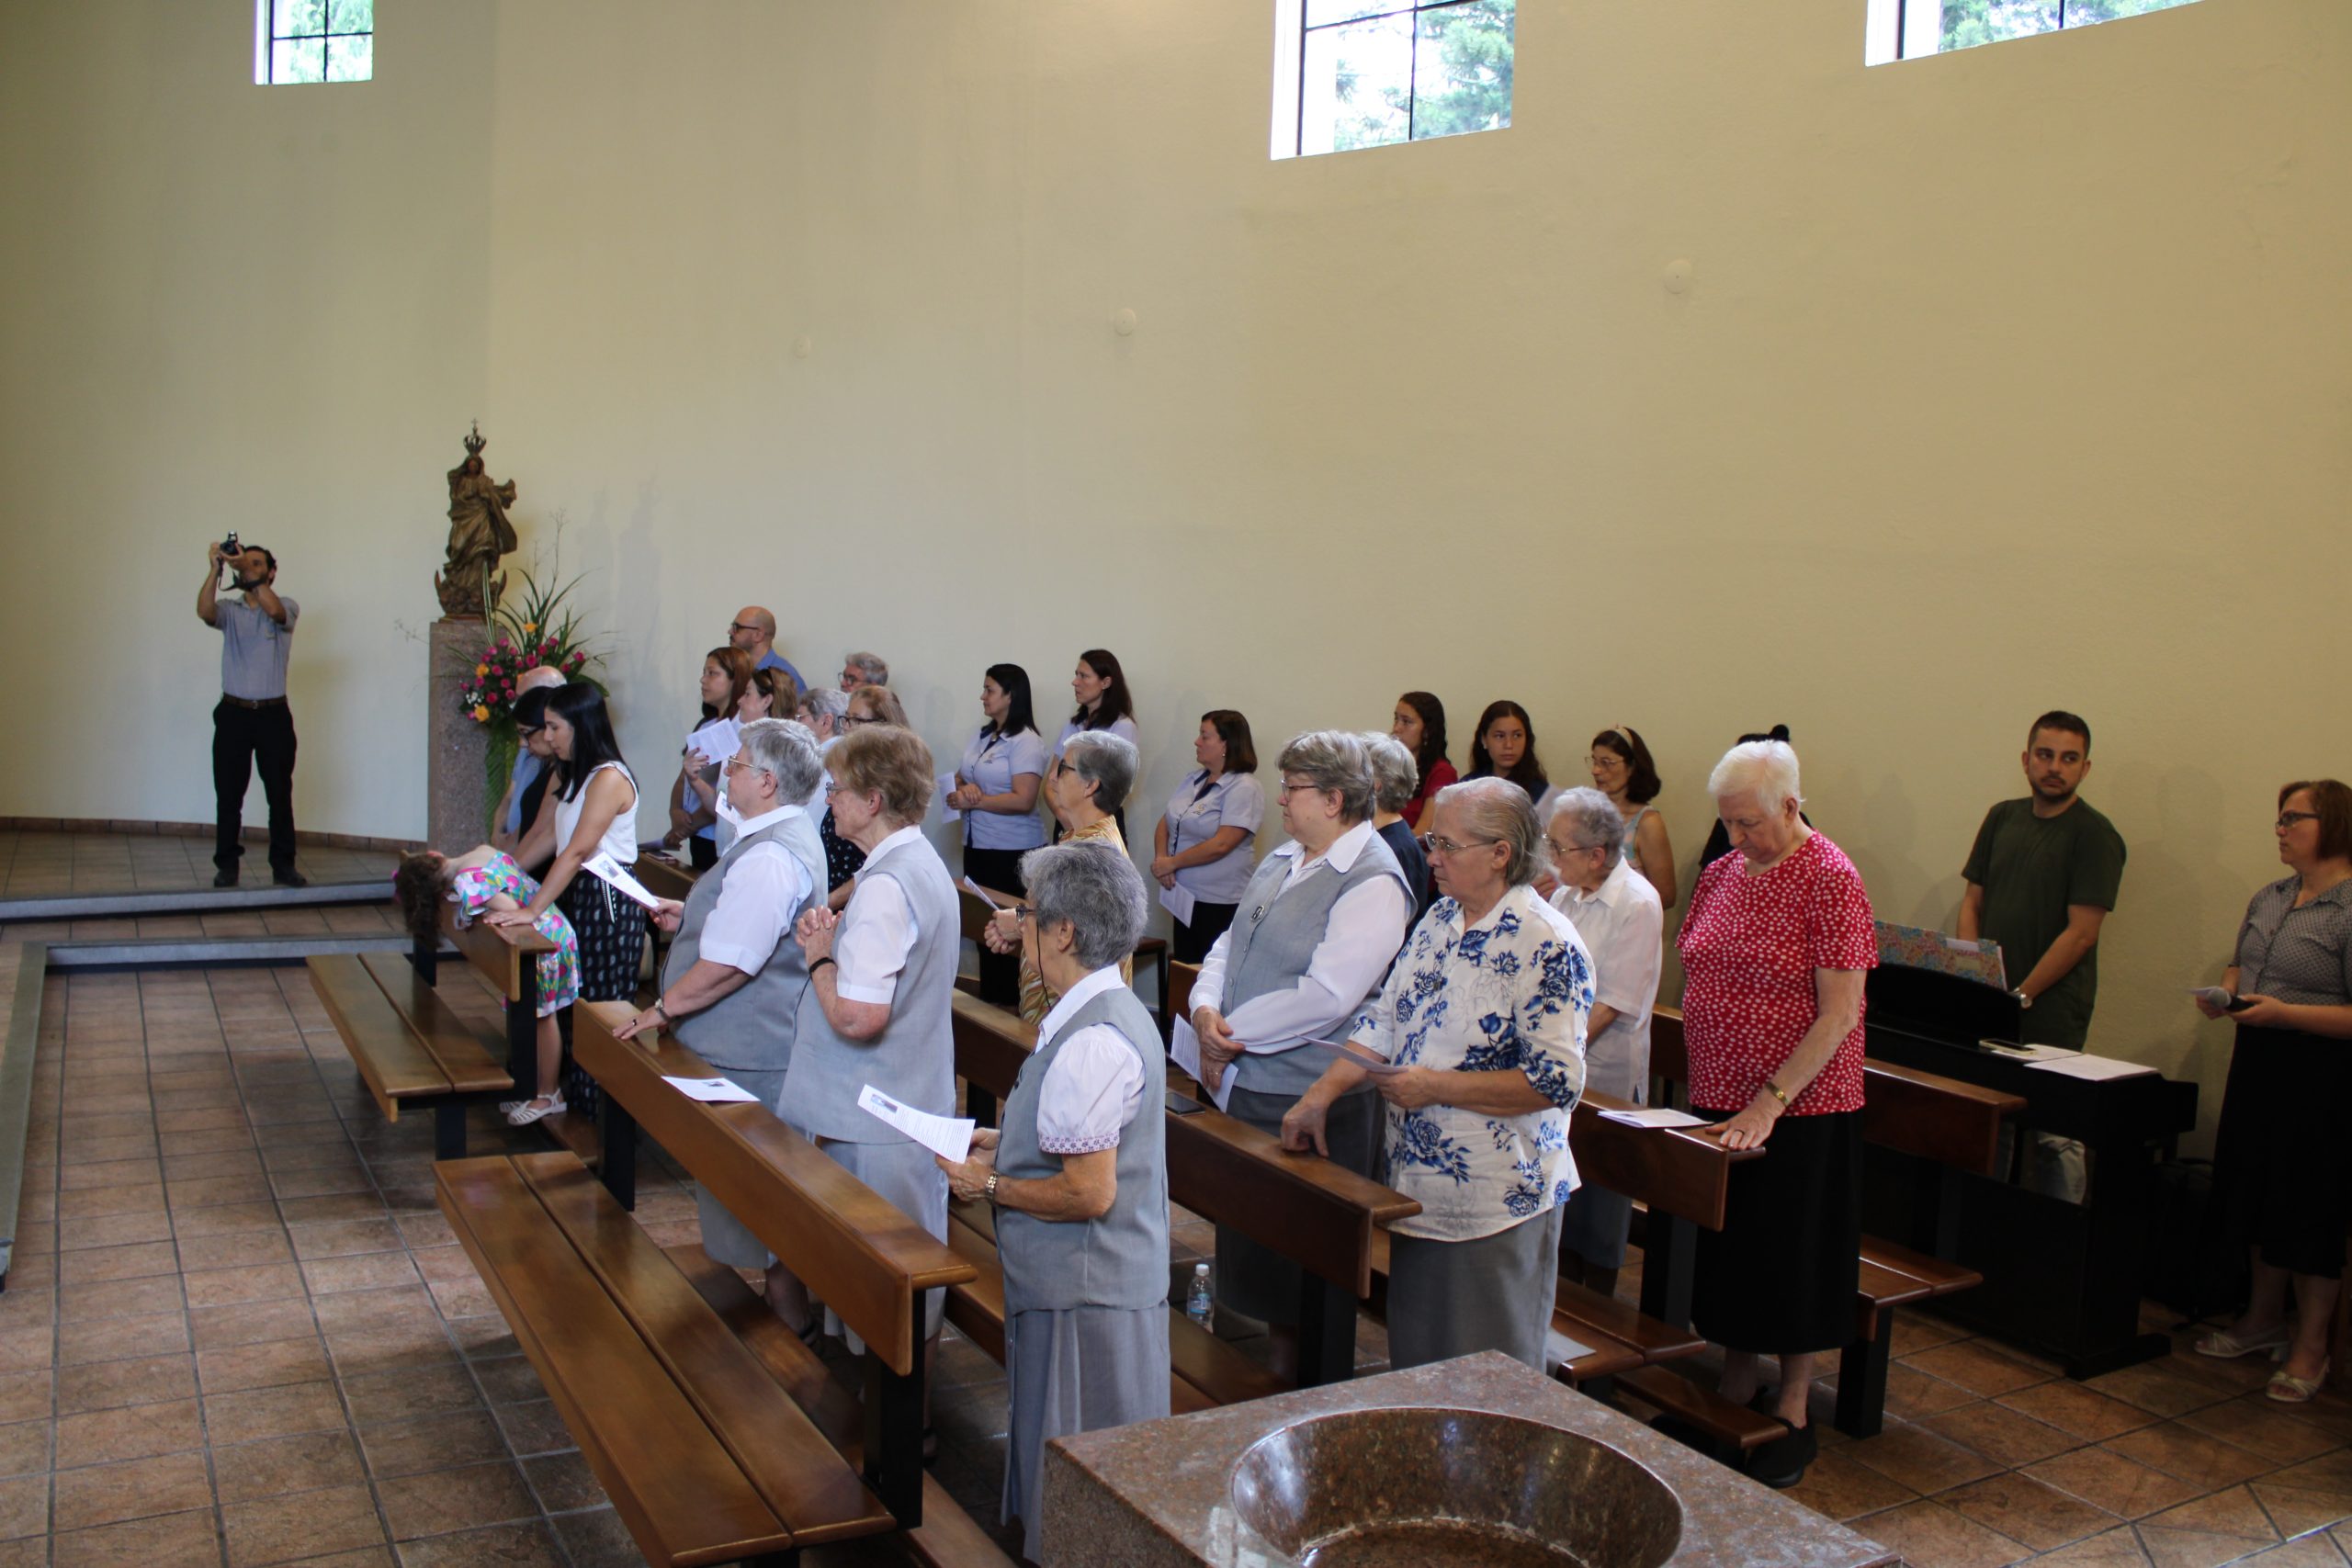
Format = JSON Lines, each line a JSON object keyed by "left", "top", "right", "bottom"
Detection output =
{"left": 216, "top": 532, "right": 243, "bottom": 590}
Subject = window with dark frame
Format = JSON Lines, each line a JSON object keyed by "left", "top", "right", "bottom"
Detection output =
{"left": 256, "top": 0, "right": 373, "bottom": 85}
{"left": 1867, "top": 0, "right": 2199, "bottom": 66}
{"left": 1273, "top": 0, "right": 1515, "bottom": 161}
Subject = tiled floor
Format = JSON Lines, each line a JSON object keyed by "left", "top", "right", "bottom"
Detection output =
{"left": 10, "top": 952, "right": 2352, "bottom": 1568}
{"left": 0, "top": 829, "right": 399, "bottom": 900}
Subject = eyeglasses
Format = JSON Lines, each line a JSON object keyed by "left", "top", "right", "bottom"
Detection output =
{"left": 1585, "top": 753, "right": 1626, "bottom": 770}
{"left": 727, "top": 622, "right": 760, "bottom": 636}
{"left": 1546, "top": 839, "right": 1605, "bottom": 860}
{"left": 839, "top": 715, "right": 878, "bottom": 729}
{"left": 1419, "top": 833, "right": 1502, "bottom": 857}
{"left": 1276, "top": 777, "right": 1325, "bottom": 799}
{"left": 2278, "top": 811, "right": 2321, "bottom": 829}
{"left": 722, "top": 754, "right": 763, "bottom": 775}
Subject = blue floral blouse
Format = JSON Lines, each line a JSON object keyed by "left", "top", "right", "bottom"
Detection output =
{"left": 1354, "top": 883, "right": 1593, "bottom": 1243}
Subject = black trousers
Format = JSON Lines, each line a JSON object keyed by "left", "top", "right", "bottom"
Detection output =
{"left": 213, "top": 700, "right": 297, "bottom": 875}
{"left": 964, "top": 845, "right": 1029, "bottom": 1007}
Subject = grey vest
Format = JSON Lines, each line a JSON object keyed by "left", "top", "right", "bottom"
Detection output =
{"left": 997, "top": 984, "right": 1169, "bottom": 1314}
{"left": 1223, "top": 829, "right": 1411, "bottom": 1098}
{"left": 785, "top": 830, "right": 960, "bottom": 1141}
{"left": 662, "top": 811, "right": 826, "bottom": 1073}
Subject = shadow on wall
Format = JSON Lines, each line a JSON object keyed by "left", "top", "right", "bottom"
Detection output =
{"left": 2111, "top": 764, "right": 2245, "bottom": 1089}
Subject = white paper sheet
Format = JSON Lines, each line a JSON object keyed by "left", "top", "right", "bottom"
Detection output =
{"left": 663, "top": 1075, "right": 762, "bottom": 1104}
{"left": 937, "top": 773, "right": 963, "bottom": 825}
{"left": 961, "top": 876, "right": 1012, "bottom": 908}
{"left": 584, "top": 852, "right": 665, "bottom": 910}
{"left": 1976, "top": 1041, "right": 2073, "bottom": 1062}
{"left": 2026, "top": 1052, "right": 2157, "bottom": 1082}
{"left": 857, "top": 1084, "right": 976, "bottom": 1162}
{"left": 686, "top": 717, "right": 741, "bottom": 766}
{"left": 1168, "top": 1016, "right": 1236, "bottom": 1111}
{"left": 1597, "top": 1106, "right": 1713, "bottom": 1130}
{"left": 1544, "top": 1327, "right": 1597, "bottom": 1374}
{"left": 1159, "top": 882, "right": 1196, "bottom": 925}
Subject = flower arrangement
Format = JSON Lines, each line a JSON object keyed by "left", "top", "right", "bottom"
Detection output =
{"left": 450, "top": 529, "right": 605, "bottom": 826}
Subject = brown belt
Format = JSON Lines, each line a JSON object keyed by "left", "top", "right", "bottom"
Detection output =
{"left": 220, "top": 694, "right": 288, "bottom": 710}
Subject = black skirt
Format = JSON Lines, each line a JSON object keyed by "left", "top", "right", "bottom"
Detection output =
{"left": 1690, "top": 1110, "right": 1862, "bottom": 1356}
{"left": 559, "top": 874, "right": 650, "bottom": 1118}
{"left": 2212, "top": 1023, "right": 2352, "bottom": 1280}
{"left": 1171, "top": 902, "right": 1238, "bottom": 965}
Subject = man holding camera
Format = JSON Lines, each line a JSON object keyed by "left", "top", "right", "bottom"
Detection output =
{"left": 198, "top": 539, "right": 303, "bottom": 887}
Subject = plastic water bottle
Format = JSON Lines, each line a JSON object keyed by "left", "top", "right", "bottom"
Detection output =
{"left": 1186, "top": 1263, "right": 1214, "bottom": 1327}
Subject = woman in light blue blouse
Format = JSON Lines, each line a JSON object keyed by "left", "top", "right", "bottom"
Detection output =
{"left": 1150, "top": 709, "right": 1264, "bottom": 964}
{"left": 948, "top": 663, "right": 1048, "bottom": 1005}
{"left": 1283, "top": 776, "right": 1592, "bottom": 1372}
{"left": 1056, "top": 648, "right": 1139, "bottom": 757}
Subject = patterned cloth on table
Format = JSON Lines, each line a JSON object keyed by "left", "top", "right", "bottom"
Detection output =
{"left": 447, "top": 851, "right": 580, "bottom": 1018}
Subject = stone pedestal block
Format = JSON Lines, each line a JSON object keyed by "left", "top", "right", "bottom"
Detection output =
{"left": 427, "top": 616, "right": 492, "bottom": 852}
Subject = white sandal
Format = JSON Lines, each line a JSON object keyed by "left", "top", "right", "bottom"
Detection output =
{"left": 506, "top": 1095, "right": 566, "bottom": 1126}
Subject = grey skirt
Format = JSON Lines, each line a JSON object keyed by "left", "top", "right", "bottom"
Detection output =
{"left": 1003, "top": 1305, "right": 1170, "bottom": 1563}
{"left": 695, "top": 1066, "right": 789, "bottom": 1271}
{"left": 1385, "top": 1204, "right": 1565, "bottom": 1373}
{"left": 1215, "top": 1084, "right": 1379, "bottom": 1325}
{"left": 783, "top": 1127, "right": 950, "bottom": 1349}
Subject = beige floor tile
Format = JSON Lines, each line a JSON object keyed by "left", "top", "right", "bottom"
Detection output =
{"left": 52, "top": 1504, "right": 223, "bottom": 1568}
{"left": 54, "top": 1396, "right": 204, "bottom": 1468}
{"left": 56, "top": 1352, "right": 198, "bottom": 1413}
{"left": 220, "top": 1483, "right": 386, "bottom": 1567}
{"left": 51, "top": 1450, "right": 215, "bottom": 1531}
{"left": 211, "top": 1429, "right": 368, "bottom": 1504}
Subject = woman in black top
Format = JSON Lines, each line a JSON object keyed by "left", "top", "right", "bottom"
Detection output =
{"left": 1465, "top": 700, "right": 1549, "bottom": 807}
{"left": 2193, "top": 779, "right": 2352, "bottom": 1402}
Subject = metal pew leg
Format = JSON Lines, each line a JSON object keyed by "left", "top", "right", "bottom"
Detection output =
{"left": 601, "top": 1102, "right": 638, "bottom": 1209}
{"left": 1294, "top": 1273, "right": 1359, "bottom": 1388}
{"left": 1837, "top": 1311, "right": 1894, "bottom": 1438}
{"left": 434, "top": 1102, "right": 466, "bottom": 1161}
{"left": 865, "top": 1325, "right": 929, "bottom": 1528}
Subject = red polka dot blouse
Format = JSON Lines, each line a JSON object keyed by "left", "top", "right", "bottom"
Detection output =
{"left": 1676, "top": 831, "right": 1878, "bottom": 1115}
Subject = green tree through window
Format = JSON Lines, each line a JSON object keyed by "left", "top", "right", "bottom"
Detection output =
{"left": 1284, "top": 1, "right": 1515, "bottom": 158}
{"left": 259, "top": 0, "right": 373, "bottom": 85}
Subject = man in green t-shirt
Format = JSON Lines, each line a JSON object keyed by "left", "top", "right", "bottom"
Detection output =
{"left": 1958, "top": 711, "right": 2127, "bottom": 1051}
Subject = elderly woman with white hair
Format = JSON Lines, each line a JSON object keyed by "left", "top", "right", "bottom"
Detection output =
{"left": 1363, "top": 732, "right": 1434, "bottom": 929}
{"left": 1675, "top": 739, "right": 1875, "bottom": 1489}
{"left": 1186, "top": 730, "right": 1413, "bottom": 1380}
{"left": 1285, "top": 776, "right": 1592, "bottom": 1371}
{"left": 614, "top": 718, "right": 829, "bottom": 1311}
{"left": 939, "top": 840, "right": 1168, "bottom": 1562}
{"left": 1545, "top": 788, "right": 1663, "bottom": 1285}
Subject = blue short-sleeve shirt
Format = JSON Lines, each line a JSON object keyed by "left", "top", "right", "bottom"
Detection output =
{"left": 1163, "top": 770, "right": 1264, "bottom": 905}
{"left": 960, "top": 726, "right": 1048, "bottom": 852}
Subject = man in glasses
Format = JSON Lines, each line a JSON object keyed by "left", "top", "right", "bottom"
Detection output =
{"left": 1957, "top": 710, "right": 2127, "bottom": 1200}
{"left": 727, "top": 605, "right": 807, "bottom": 698}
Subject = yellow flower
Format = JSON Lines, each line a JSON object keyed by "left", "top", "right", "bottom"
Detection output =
{"left": 475, "top": 662, "right": 489, "bottom": 677}
{"left": 524, "top": 622, "right": 538, "bottom": 635}
{"left": 471, "top": 705, "right": 490, "bottom": 723}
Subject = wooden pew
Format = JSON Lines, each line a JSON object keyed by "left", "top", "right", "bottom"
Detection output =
{"left": 1647, "top": 1007, "right": 2025, "bottom": 1437}
{"left": 307, "top": 908, "right": 548, "bottom": 1157}
{"left": 949, "top": 989, "right": 1419, "bottom": 1389}
{"left": 437, "top": 998, "right": 994, "bottom": 1566}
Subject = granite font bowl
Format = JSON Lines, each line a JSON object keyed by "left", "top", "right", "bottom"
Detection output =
{"left": 1228, "top": 1406, "right": 1683, "bottom": 1568}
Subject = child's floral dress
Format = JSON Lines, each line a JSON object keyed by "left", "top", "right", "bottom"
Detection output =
{"left": 448, "top": 852, "right": 581, "bottom": 1017}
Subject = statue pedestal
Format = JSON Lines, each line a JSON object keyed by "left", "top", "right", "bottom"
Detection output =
{"left": 426, "top": 617, "right": 492, "bottom": 852}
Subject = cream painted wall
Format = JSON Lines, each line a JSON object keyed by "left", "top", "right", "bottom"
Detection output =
{"left": 2, "top": 1, "right": 2345, "bottom": 1145}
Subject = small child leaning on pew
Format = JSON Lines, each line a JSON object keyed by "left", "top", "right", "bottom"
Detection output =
{"left": 392, "top": 847, "right": 581, "bottom": 1126}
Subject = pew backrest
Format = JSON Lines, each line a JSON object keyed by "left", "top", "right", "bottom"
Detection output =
{"left": 440, "top": 904, "right": 557, "bottom": 1005}
{"left": 573, "top": 1001, "right": 975, "bottom": 1377}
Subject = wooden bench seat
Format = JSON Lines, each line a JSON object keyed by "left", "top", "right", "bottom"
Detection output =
{"left": 308, "top": 952, "right": 514, "bottom": 1158}
{"left": 439, "top": 1151, "right": 892, "bottom": 1565}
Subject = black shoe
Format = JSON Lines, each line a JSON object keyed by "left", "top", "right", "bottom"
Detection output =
{"left": 1746, "top": 1419, "right": 1817, "bottom": 1489}
{"left": 213, "top": 869, "right": 238, "bottom": 887}
{"left": 272, "top": 870, "right": 309, "bottom": 888}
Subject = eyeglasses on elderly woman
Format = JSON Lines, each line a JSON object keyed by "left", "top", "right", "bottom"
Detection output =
{"left": 1419, "top": 832, "right": 1502, "bottom": 857}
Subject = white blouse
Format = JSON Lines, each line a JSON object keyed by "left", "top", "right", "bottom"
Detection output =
{"left": 553, "top": 761, "right": 639, "bottom": 866}
{"left": 1030, "top": 964, "right": 1148, "bottom": 1155}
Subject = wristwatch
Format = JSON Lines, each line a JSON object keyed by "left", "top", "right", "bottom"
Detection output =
{"left": 984, "top": 1172, "right": 1001, "bottom": 1203}
{"left": 2011, "top": 988, "right": 2033, "bottom": 1010}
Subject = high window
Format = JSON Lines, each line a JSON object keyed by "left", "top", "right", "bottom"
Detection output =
{"left": 1866, "top": 0, "right": 2197, "bottom": 64}
{"left": 1272, "top": 1, "right": 1516, "bottom": 160}
{"left": 255, "top": 0, "right": 374, "bottom": 85}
